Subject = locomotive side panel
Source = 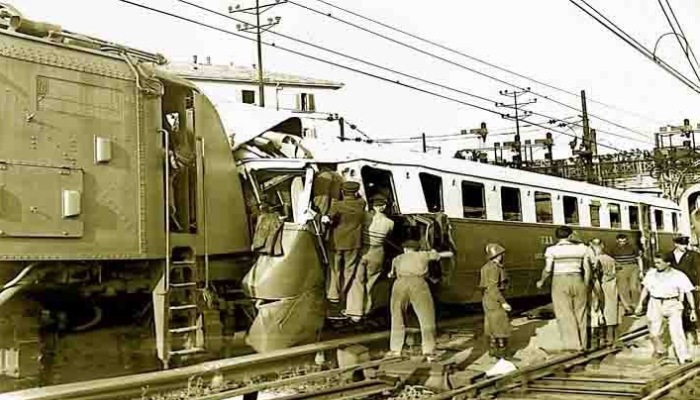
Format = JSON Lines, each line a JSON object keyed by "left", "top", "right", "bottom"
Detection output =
{"left": 0, "top": 32, "right": 151, "bottom": 259}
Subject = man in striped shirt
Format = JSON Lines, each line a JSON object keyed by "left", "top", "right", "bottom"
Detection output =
{"left": 537, "top": 226, "right": 593, "bottom": 351}
{"left": 609, "top": 234, "right": 643, "bottom": 315}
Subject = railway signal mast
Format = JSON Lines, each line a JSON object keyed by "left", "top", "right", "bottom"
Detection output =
{"left": 229, "top": 0, "right": 286, "bottom": 108}
{"left": 497, "top": 88, "right": 536, "bottom": 168}
{"left": 573, "top": 90, "right": 598, "bottom": 184}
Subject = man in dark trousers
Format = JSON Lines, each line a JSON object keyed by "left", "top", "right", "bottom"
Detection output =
{"left": 669, "top": 235, "right": 700, "bottom": 343}
{"left": 323, "top": 181, "right": 366, "bottom": 318}
{"left": 609, "top": 233, "right": 643, "bottom": 315}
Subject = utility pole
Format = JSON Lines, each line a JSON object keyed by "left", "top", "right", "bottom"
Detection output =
{"left": 578, "top": 90, "right": 597, "bottom": 183}
{"left": 497, "top": 88, "right": 536, "bottom": 168}
{"left": 230, "top": 0, "right": 286, "bottom": 108}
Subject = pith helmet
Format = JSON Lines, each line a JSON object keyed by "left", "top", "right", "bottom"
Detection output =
{"left": 485, "top": 243, "right": 506, "bottom": 259}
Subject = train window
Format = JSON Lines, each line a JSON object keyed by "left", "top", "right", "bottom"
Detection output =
{"left": 535, "top": 191, "right": 553, "bottom": 223}
{"left": 609, "top": 203, "right": 621, "bottom": 228}
{"left": 461, "top": 181, "right": 486, "bottom": 219}
{"left": 563, "top": 196, "right": 579, "bottom": 225}
{"left": 361, "top": 166, "right": 399, "bottom": 214}
{"left": 654, "top": 209, "right": 665, "bottom": 231}
{"left": 419, "top": 173, "right": 444, "bottom": 212}
{"left": 672, "top": 212, "right": 679, "bottom": 232}
{"left": 589, "top": 201, "right": 601, "bottom": 227}
{"left": 501, "top": 186, "right": 522, "bottom": 221}
{"left": 629, "top": 206, "right": 640, "bottom": 230}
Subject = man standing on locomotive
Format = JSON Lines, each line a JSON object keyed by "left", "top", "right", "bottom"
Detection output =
{"left": 322, "top": 181, "right": 366, "bottom": 318}
{"left": 480, "top": 243, "right": 511, "bottom": 359}
{"left": 610, "top": 233, "right": 643, "bottom": 315}
{"left": 636, "top": 254, "right": 696, "bottom": 364}
{"left": 387, "top": 240, "right": 453, "bottom": 361}
{"left": 537, "top": 226, "right": 592, "bottom": 351}
{"left": 345, "top": 195, "right": 394, "bottom": 322}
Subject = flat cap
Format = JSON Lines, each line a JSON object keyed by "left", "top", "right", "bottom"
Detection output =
{"left": 341, "top": 181, "right": 360, "bottom": 192}
{"left": 371, "top": 195, "right": 387, "bottom": 206}
{"left": 673, "top": 236, "right": 690, "bottom": 245}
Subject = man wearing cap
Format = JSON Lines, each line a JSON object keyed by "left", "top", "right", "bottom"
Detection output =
{"left": 345, "top": 195, "right": 394, "bottom": 321}
{"left": 536, "top": 226, "right": 592, "bottom": 351}
{"left": 669, "top": 235, "right": 700, "bottom": 343}
{"left": 609, "top": 233, "right": 643, "bottom": 314}
{"left": 324, "top": 181, "right": 366, "bottom": 315}
{"left": 480, "top": 243, "right": 511, "bottom": 359}
{"left": 636, "top": 254, "right": 696, "bottom": 364}
{"left": 312, "top": 164, "right": 344, "bottom": 216}
{"left": 387, "top": 240, "right": 453, "bottom": 360}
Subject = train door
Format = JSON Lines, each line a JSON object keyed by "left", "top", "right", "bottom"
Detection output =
{"left": 638, "top": 203, "right": 654, "bottom": 268}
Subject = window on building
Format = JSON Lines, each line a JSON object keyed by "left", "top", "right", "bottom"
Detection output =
{"left": 629, "top": 205, "right": 640, "bottom": 230}
{"left": 501, "top": 186, "right": 522, "bottom": 221}
{"left": 241, "top": 90, "right": 256, "bottom": 105}
{"left": 609, "top": 203, "right": 621, "bottom": 228}
{"left": 296, "top": 93, "right": 316, "bottom": 112}
{"left": 590, "top": 202, "right": 601, "bottom": 227}
{"left": 654, "top": 209, "right": 665, "bottom": 231}
{"left": 672, "top": 212, "right": 679, "bottom": 232}
{"left": 461, "top": 181, "right": 486, "bottom": 219}
{"left": 419, "top": 172, "right": 443, "bottom": 212}
{"left": 563, "top": 195, "right": 579, "bottom": 225}
{"left": 535, "top": 191, "right": 553, "bottom": 223}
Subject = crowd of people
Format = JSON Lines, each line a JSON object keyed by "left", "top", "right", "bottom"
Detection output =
{"left": 485, "top": 226, "right": 700, "bottom": 365}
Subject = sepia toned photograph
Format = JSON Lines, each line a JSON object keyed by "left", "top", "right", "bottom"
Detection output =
{"left": 1, "top": 1, "right": 700, "bottom": 399}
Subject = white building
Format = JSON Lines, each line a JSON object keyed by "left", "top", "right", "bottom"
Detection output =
{"left": 161, "top": 59, "right": 344, "bottom": 113}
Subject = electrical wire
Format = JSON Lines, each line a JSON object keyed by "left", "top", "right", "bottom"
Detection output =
{"left": 178, "top": 0, "right": 653, "bottom": 146}
{"left": 306, "top": 0, "right": 667, "bottom": 126}
{"left": 665, "top": 0, "right": 700, "bottom": 78}
{"left": 570, "top": 0, "right": 700, "bottom": 93}
{"left": 287, "top": 0, "right": 657, "bottom": 141}
{"left": 114, "top": 0, "right": 624, "bottom": 152}
{"left": 658, "top": 0, "right": 700, "bottom": 84}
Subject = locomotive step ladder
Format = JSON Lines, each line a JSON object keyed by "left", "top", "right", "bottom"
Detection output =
{"left": 154, "top": 249, "right": 206, "bottom": 369}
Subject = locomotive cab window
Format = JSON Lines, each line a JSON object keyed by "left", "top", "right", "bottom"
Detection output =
{"left": 590, "top": 201, "right": 601, "bottom": 227}
{"left": 563, "top": 195, "right": 579, "bottom": 225}
{"left": 535, "top": 191, "right": 553, "bottom": 223}
{"left": 501, "top": 186, "right": 522, "bottom": 222}
{"left": 419, "top": 172, "right": 443, "bottom": 212}
{"left": 654, "top": 209, "right": 665, "bottom": 231}
{"left": 629, "top": 205, "right": 640, "bottom": 230}
{"left": 253, "top": 169, "right": 307, "bottom": 223}
{"left": 461, "top": 181, "right": 486, "bottom": 219}
{"left": 361, "top": 166, "right": 399, "bottom": 214}
{"left": 609, "top": 203, "right": 621, "bottom": 229}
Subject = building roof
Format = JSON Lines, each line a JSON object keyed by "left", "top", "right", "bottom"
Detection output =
{"left": 160, "top": 62, "right": 344, "bottom": 89}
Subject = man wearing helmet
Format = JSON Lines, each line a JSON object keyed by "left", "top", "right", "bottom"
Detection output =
{"left": 480, "top": 243, "right": 511, "bottom": 359}
{"left": 387, "top": 239, "right": 453, "bottom": 361}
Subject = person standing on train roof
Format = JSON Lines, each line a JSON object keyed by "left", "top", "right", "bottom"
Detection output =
{"left": 480, "top": 243, "right": 511, "bottom": 359}
{"left": 668, "top": 235, "right": 700, "bottom": 344}
{"left": 636, "top": 253, "right": 696, "bottom": 364}
{"left": 321, "top": 181, "right": 366, "bottom": 318}
{"left": 589, "top": 239, "right": 623, "bottom": 346}
{"left": 536, "top": 225, "right": 592, "bottom": 351}
{"left": 344, "top": 195, "right": 394, "bottom": 322}
{"left": 609, "top": 233, "right": 644, "bottom": 315}
{"left": 387, "top": 239, "right": 454, "bottom": 361}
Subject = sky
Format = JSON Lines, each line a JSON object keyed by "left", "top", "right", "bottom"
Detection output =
{"left": 10, "top": 0, "right": 700, "bottom": 159}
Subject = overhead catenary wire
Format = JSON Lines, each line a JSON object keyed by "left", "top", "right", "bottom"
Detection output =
{"left": 287, "top": 0, "right": 657, "bottom": 141}
{"left": 306, "top": 0, "right": 667, "bottom": 126}
{"left": 569, "top": 0, "right": 700, "bottom": 94}
{"left": 113, "top": 0, "right": 624, "bottom": 152}
{"left": 178, "top": 0, "right": 653, "bottom": 146}
{"left": 657, "top": 0, "right": 700, "bottom": 84}
{"left": 665, "top": 0, "right": 700, "bottom": 80}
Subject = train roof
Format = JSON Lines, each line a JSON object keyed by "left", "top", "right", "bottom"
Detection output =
{"left": 300, "top": 139, "right": 679, "bottom": 210}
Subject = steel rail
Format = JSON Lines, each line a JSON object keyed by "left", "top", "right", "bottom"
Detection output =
{"left": 426, "top": 326, "right": 649, "bottom": 400}
{"left": 6, "top": 317, "right": 474, "bottom": 400}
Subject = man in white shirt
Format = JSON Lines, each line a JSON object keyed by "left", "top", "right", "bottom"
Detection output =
{"left": 537, "top": 226, "right": 592, "bottom": 351}
{"left": 636, "top": 254, "right": 696, "bottom": 364}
